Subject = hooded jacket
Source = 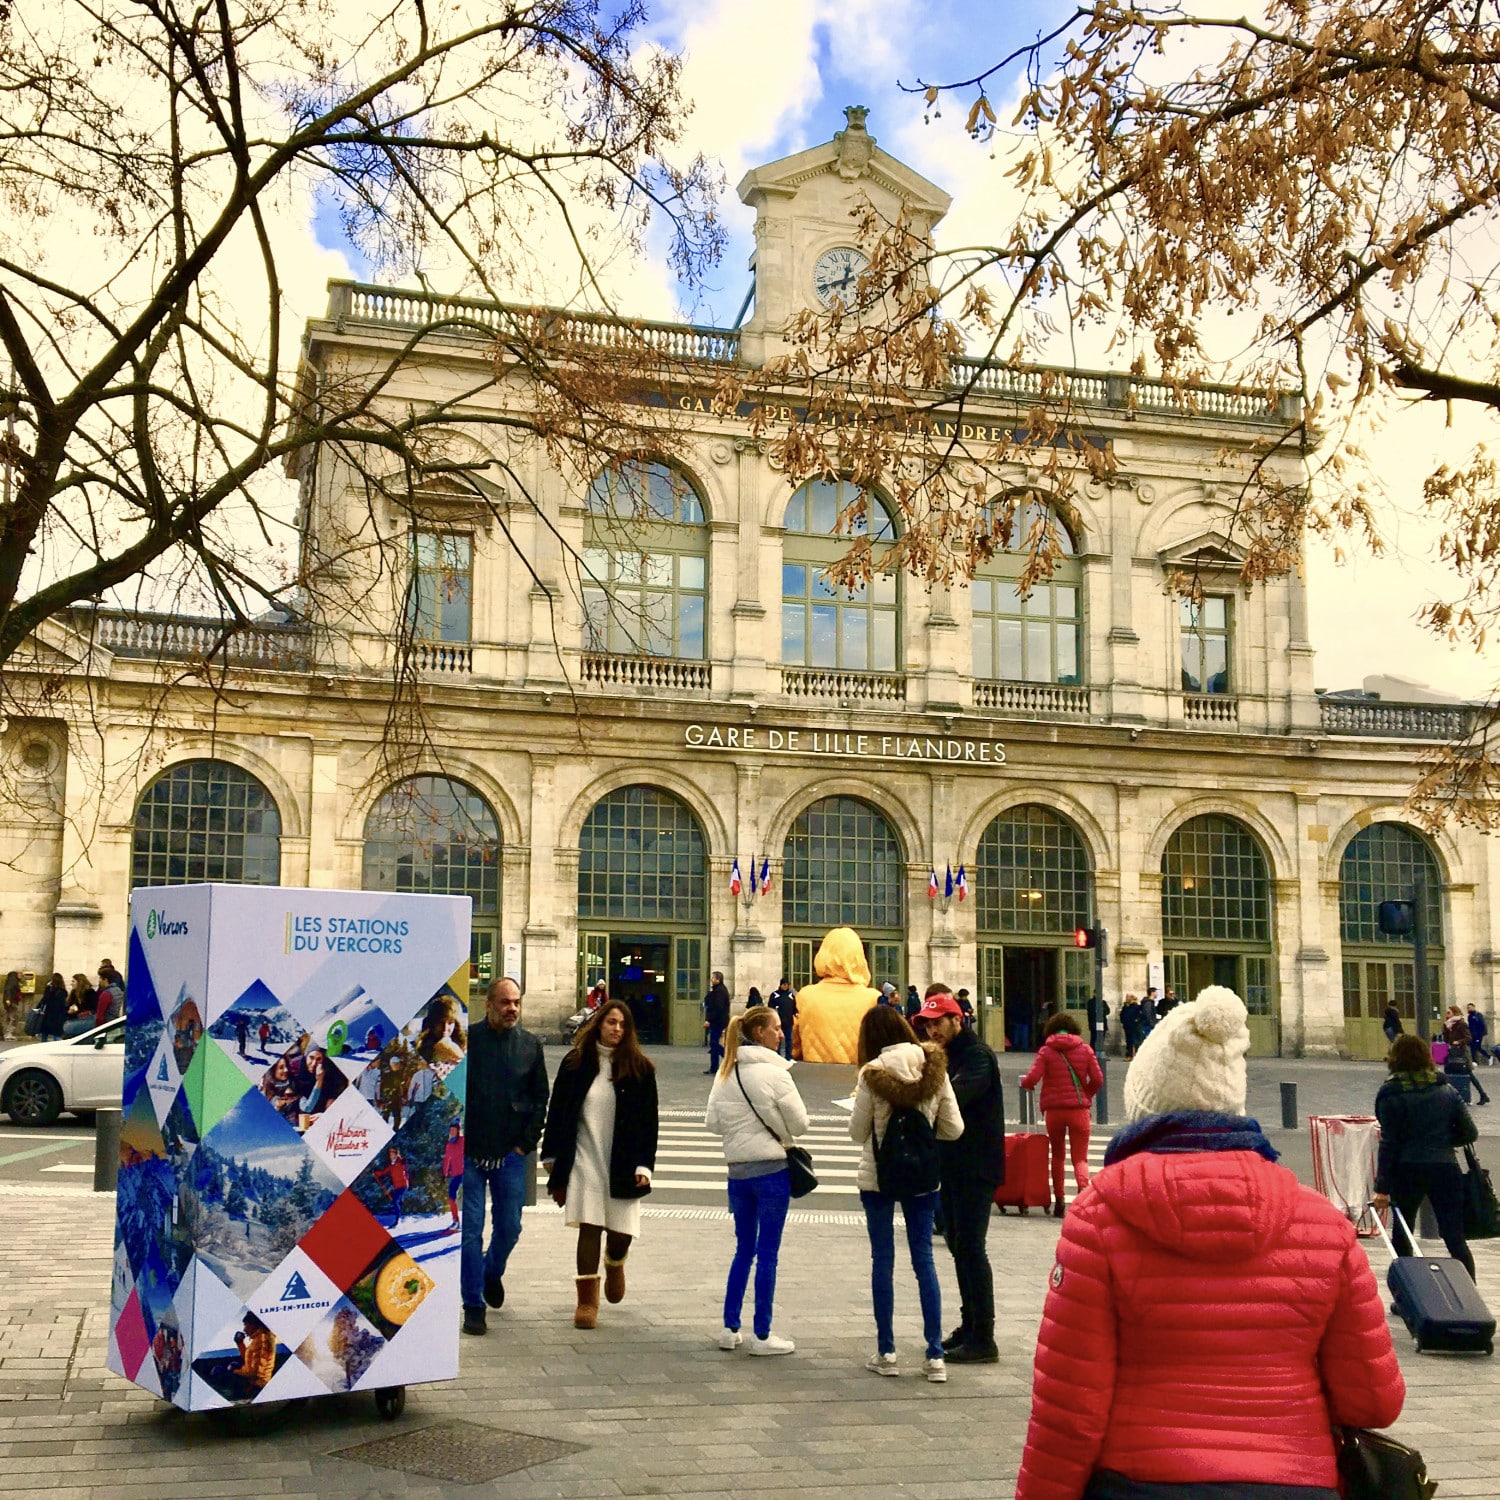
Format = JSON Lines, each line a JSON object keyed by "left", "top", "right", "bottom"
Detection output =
{"left": 1014, "top": 1112, "right": 1404, "bottom": 1500}
{"left": 704, "top": 1044, "right": 810, "bottom": 1165}
{"left": 1020, "top": 1031, "right": 1103, "bottom": 1114}
{"left": 848, "top": 1041, "right": 963, "bottom": 1192}
{"left": 791, "top": 928, "right": 880, "bottom": 1064}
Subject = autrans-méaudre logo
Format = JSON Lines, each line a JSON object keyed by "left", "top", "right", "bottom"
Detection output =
{"left": 144, "top": 909, "right": 189, "bottom": 939}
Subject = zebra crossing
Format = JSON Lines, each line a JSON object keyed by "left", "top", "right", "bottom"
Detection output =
{"left": 649, "top": 1110, "right": 1112, "bottom": 1206}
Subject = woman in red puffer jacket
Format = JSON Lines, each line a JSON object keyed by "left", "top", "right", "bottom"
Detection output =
{"left": 1020, "top": 1014, "right": 1103, "bottom": 1217}
{"left": 1015, "top": 987, "right": 1404, "bottom": 1500}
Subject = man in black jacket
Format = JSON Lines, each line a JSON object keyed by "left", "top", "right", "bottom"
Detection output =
{"left": 461, "top": 977, "right": 551, "bottom": 1336}
{"left": 916, "top": 988, "right": 1005, "bottom": 1364}
{"left": 703, "top": 971, "right": 731, "bottom": 1074}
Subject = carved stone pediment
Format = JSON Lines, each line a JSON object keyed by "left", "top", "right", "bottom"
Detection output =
{"left": 1156, "top": 529, "right": 1246, "bottom": 572}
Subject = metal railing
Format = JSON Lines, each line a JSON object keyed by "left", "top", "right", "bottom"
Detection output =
{"left": 85, "top": 610, "right": 312, "bottom": 671}
{"left": 781, "top": 666, "right": 907, "bottom": 703}
{"left": 972, "top": 680, "right": 1092, "bottom": 716}
{"left": 1320, "top": 698, "right": 1473, "bottom": 741}
{"left": 581, "top": 653, "right": 712, "bottom": 691}
{"left": 1184, "top": 693, "right": 1239, "bottom": 727}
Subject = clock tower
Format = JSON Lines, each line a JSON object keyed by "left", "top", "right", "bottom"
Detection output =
{"left": 735, "top": 106, "right": 952, "bottom": 366}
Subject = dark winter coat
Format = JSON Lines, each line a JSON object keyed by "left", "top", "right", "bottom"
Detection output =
{"left": 1470, "top": 1009, "right": 1489, "bottom": 1044}
{"left": 542, "top": 1051, "right": 659, "bottom": 1200}
{"left": 1015, "top": 1112, "right": 1404, "bottom": 1500}
{"left": 1374, "top": 1071, "right": 1478, "bottom": 1193}
{"left": 464, "top": 1020, "right": 550, "bottom": 1164}
{"left": 770, "top": 985, "right": 796, "bottom": 1026}
{"left": 39, "top": 984, "right": 68, "bottom": 1036}
{"left": 704, "top": 982, "right": 731, "bottom": 1030}
{"left": 1382, "top": 1005, "right": 1403, "bottom": 1040}
{"left": 940, "top": 1027, "right": 1006, "bottom": 1186}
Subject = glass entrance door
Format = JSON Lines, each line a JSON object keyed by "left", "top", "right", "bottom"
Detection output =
{"left": 672, "top": 936, "right": 704, "bottom": 1048}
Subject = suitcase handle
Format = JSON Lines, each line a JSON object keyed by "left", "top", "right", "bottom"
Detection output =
{"left": 1368, "top": 1200, "right": 1416, "bottom": 1262}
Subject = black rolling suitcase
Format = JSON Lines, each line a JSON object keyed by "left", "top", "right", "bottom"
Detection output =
{"left": 1375, "top": 1204, "right": 1495, "bottom": 1355}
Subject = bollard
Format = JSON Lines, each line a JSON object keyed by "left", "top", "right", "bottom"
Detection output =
{"left": 524, "top": 1150, "right": 538, "bottom": 1208}
{"left": 1280, "top": 1081, "right": 1298, "bottom": 1132}
{"left": 94, "top": 1107, "right": 122, "bottom": 1192}
{"left": 1094, "top": 1055, "right": 1109, "bottom": 1126}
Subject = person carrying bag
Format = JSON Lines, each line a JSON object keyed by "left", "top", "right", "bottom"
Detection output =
{"left": 704, "top": 1005, "right": 810, "bottom": 1355}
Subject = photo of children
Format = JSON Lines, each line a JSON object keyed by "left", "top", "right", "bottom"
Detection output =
{"left": 190, "top": 1312, "right": 290, "bottom": 1405}
{"left": 258, "top": 1037, "right": 348, "bottom": 1134}
{"left": 294, "top": 1298, "right": 385, "bottom": 1392}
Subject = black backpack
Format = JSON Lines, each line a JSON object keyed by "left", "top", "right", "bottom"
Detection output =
{"left": 875, "top": 1105, "right": 940, "bottom": 1198}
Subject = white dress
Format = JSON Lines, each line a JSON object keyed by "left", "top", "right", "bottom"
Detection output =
{"left": 565, "top": 1046, "right": 642, "bottom": 1237}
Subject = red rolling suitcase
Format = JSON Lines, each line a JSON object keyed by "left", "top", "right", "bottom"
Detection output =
{"left": 994, "top": 1132, "right": 1051, "bottom": 1214}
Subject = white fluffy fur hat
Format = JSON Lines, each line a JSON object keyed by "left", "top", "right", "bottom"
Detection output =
{"left": 1123, "top": 986, "right": 1252, "bottom": 1123}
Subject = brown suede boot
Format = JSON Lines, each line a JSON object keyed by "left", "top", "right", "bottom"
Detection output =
{"left": 574, "top": 1274, "right": 601, "bottom": 1329}
{"left": 603, "top": 1253, "right": 627, "bottom": 1305}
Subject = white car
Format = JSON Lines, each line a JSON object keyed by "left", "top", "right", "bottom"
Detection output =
{"left": 0, "top": 1020, "right": 125, "bottom": 1125}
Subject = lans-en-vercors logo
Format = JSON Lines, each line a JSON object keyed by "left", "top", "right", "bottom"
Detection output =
{"left": 277, "top": 1270, "right": 331, "bottom": 1312}
{"left": 144, "top": 909, "right": 189, "bottom": 940}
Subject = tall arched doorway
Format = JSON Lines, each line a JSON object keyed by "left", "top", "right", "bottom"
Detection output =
{"left": 132, "top": 760, "right": 282, "bottom": 886}
{"left": 1161, "top": 814, "right": 1279, "bottom": 1055}
{"left": 974, "top": 805, "right": 1094, "bottom": 1051}
{"left": 362, "top": 775, "right": 501, "bottom": 999}
{"left": 781, "top": 795, "right": 906, "bottom": 993}
{"left": 577, "top": 785, "right": 708, "bottom": 1045}
{"left": 1339, "top": 823, "right": 1444, "bottom": 1059}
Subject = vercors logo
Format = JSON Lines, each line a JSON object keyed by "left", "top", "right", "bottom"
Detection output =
{"left": 145, "top": 909, "right": 189, "bottom": 939}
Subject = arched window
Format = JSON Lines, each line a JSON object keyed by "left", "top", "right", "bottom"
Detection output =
{"left": 362, "top": 776, "right": 500, "bottom": 913}
{"left": 583, "top": 460, "right": 708, "bottom": 659}
{"left": 1339, "top": 824, "right": 1443, "bottom": 946}
{"left": 578, "top": 785, "right": 707, "bottom": 925}
{"left": 972, "top": 498, "right": 1082, "bottom": 684}
{"left": 132, "top": 760, "right": 281, "bottom": 886}
{"left": 975, "top": 805, "right": 1092, "bottom": 935}
{"left": 781, "top": 479, "right": 900, "bottom": 673}
{"left": 1161, "top": 814, "right": 1270, "bottom": 944}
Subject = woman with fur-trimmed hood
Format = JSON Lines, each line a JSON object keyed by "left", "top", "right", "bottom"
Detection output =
{"left": 849, "top": 1006, "right": 963, "bottom": 1382}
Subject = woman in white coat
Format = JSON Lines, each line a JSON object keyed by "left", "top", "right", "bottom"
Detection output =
{"left": 705, "top": 1004, "right": 810, "bottom": 1355}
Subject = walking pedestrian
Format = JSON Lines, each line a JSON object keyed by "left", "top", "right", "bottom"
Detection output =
{"left": 705, "top": 1004, "right": 808, "bottom": 1356}
{"left": 904, "top": 984, "right": 921, "bottom": 1020}
{"left": 913, "top": 989, "right": 1004, "bottom": 1364}
{"left": 703, "top": 971, "right": 731, "bottom": 1074}
{"left": 1467, "top": 1002, "right": 1492, "bottom": 1065}
{"left": 38, "top": 973, "right": 68, "bottom": 1041}
{"left": 792, "top": 927, "right": 879, "bottom": 1064}
{"left": 1118, "top": 993, "right": 1143, "bottom": 1058}
{"left": 1020, "top": 1012, "right": 1104, "bottom": 1218}
{"left": 542, "top": 999, "right": 659, "bottom": 1329}
{"left": 1382, "top": 1002, "right": 1404, "bottom": 1045}
{"left": 460, "top": 976, "right": 551, "bottom": 1336}
{"left": 769, "top": 977, "right": 797, "bottom": 1060}
{"left": 1374, "top": 1031, "right": 1480, "bottom": 1281}
{"left": 954, "top": 988, "right": 975, "bottom": 1030}
{"left": 1017, "top": 986, "right": 1405, "bottom": 1499}
{"left": 1, "top": 971, "right": 20, "bottom": 1040}
{"left": 1442, "top": 1004, "right": 1490, "bottom": 1105}
{"left": 745, "top": 985, "right": 763, "bottom": 1012}
{"left": 849, "top": 1005, "right": 963, "bottom": 1382}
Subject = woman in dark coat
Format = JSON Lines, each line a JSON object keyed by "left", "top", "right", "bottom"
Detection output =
{"left": 1381, "top": 1003, "right": 1403, "bottom": 1045}
{"left": 38, "top": 973, "right": 69, "bottom": 1041}
{"left": 1373, "top": 1032, "right": 1480, "bottom": 1279}
{"left": 541, "top": 1000, "right": 658, "bottom": 1329}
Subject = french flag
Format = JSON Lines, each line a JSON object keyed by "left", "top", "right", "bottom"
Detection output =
{"left": 945, "top": 865, "right": 955, "bottom": 900}
{"left": 759, "top": 857, "right": 772, "bottom": 896}
{"left": 928, "top": 868, "right": 939, "bottom": 900}
{"left": 729, "top": 858, "right": 743, "bottom": 896}
{"left": 956, "top": 864, "right": 968, "bottom": 901}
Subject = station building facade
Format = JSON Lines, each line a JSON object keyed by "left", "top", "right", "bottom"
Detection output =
{"left": 3, "top": 118, "right": 1492, "bottom": 1059}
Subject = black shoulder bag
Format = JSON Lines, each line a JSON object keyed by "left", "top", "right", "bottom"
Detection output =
{"left": 734, "top": 1064, "right": 817, "bottom": 1198}
{"left": 1334, "top": 1427, "right": 1436, "bottom": 1500}
{"left": 1463, "top": 1142, "right": 1500, "bottom": 1240}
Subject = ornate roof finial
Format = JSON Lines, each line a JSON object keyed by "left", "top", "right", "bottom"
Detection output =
{"left": 834, "top": 105, "right": 875, "bottom": 180}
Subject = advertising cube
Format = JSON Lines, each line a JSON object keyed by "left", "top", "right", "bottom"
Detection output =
{"left": 108, "top": 884, "right": 472, "bottom": 1410}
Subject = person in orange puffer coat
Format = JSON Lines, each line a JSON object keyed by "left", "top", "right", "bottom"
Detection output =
{"left": 790, "top": 927, "right": 879, "bottom": 1064}
{"left": 1019, "top": 1012, "right": 1103, "bottom": 1217}
{"left": 1015, "top": 987, "right": 1404, "bottom": 1500}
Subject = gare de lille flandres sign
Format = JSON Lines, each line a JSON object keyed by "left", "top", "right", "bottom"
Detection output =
{"left": 684, "top": 723, "right": 1007, "bottom": 765}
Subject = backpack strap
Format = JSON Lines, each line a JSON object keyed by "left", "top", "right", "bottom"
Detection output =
{"left": 1062, "top": 1056, "right": 1086, "bottom": 1106}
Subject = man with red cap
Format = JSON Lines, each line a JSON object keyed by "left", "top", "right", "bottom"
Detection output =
{"left": 914, "top": 986, "right": 1005, "bottom": 1363}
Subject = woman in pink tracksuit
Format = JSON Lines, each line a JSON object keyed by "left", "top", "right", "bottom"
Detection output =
{"left": 1020, "top": 1013, "right": 1103, "bottom": 1217}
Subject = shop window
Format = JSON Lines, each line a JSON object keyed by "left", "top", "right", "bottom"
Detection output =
{"left": 583, "top": 461, "right": 707, "bottom": 659}
{"left": 781, "top": 479, "right": 899, "bottom": 672}
{"left": 132, "top": 760, "right": 281, "bottom": 886}
{"left": 1180, "top": 596, "right": 1231, "bottom": 693}
{"left": 409, "top": 531, "right": 473, "bottom": 642}
{"left": 971, "top": 500, "right": 1082, "bottom": 684}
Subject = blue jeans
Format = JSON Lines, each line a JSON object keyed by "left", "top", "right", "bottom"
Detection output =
{"left": 460, "top": 1153, "right": 527, "bottom": 1311}
{"left": 860, "top": 1189, "right": 943, "bottom": 1359}
{"left": 724, "top": 1169, "right": 791, "bottom": 1340}
{"left": 708, "top": 1026, "right": 725, "bottom": 1071}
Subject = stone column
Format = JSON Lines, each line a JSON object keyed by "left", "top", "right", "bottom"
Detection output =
{"left": 729, "top": 762, "right": 768, "bottom": 990}
{"left": 305, "top": 739, "right": 342, "bottom": 888}
{"left": 525, "top": 755, "right": 562, "bottom": 1026}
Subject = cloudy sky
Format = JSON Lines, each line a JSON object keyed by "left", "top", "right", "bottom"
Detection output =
{"left": 305, "top": 0, "right": 1496, "bottom": 701}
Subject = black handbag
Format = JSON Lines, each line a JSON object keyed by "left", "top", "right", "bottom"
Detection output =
{"left": 22, "top": 1005, "right": 42, "bottom": 1037}
{"left": 1334, "top": 1427, "right": 1435, "bottom": 1500}
{"left": 1463, "top": 1143, "right": 1500, "bottom": 1240}
{"left": 734, "top": 1063, "right": 817, "bottom": 1198}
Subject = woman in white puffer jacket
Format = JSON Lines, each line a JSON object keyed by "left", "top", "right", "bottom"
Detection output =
{"left": 705, "top": 1004, "right": 810, "bottom": 1355}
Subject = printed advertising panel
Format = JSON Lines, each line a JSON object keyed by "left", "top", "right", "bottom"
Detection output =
{"left": 107, "top": 885, "right": 471, "bottom": 1410}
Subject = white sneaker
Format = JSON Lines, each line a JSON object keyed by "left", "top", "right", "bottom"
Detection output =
{"left": 923, "top": 1356, "right": 947, "bottom": 1383}
{"left": 718, "top": 1327, "right": 742, "bottom": 1350}
{"left": 865, "top": 1351, "right": 899, "bottom": 1376}
{"left": 748, "top": 1332, "right": 795, "bottom": 1356}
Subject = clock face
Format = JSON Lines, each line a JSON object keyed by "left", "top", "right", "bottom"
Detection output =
{"left": 812, "top": 246, "right": 870, "bottom": 309}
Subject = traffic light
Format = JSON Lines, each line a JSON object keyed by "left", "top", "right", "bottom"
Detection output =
{"left": 1073, "top": 924, "right": 1109, "bottom": 965}
{"left": 1378, "top": 900, "right": 1414, "bottom": 937}
{"left": 1073, "top": 926, "right": 1093, "bottom": 948}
